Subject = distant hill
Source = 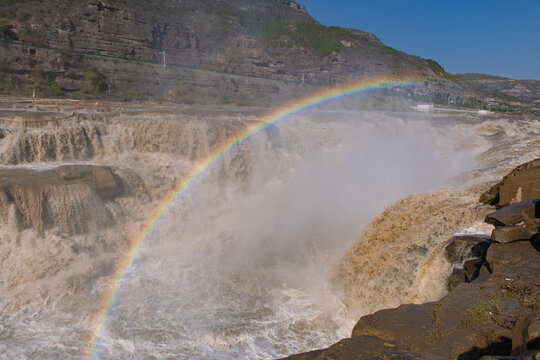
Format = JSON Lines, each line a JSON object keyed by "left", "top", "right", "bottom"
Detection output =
{"left": 0, "top": 0, "right": 537, "bottom": 109}
{"left": 455, "top": 73, "right": 540, "bottom": 109}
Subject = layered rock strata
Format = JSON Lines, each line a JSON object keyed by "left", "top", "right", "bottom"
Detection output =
{"left": 0, "top": 165, "right": 123, "bottom": 234}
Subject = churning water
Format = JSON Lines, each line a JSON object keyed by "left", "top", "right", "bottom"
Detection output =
{"left": 0, "top": 108, "right": 538, "bottom": 359}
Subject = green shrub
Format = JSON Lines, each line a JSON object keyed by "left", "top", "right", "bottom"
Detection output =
{"left": 425, "top": 59, "right": 445, "bottom": 73}
{"left": 258, "top": 20, "right": 291, "bottom": 47}
{"left": 259, "top": 21, "right": 351, "bottom": 56}
{"left": 84, "top": 71, "right": 107, "bottom": 94}
{"left": 126, "top": 88, "right": 142, "bottom": 100}
{"left": 30, "top": 65, "right": 63, "bottom": 97}
{"left": 466, "top": 299, "right": 501, "bottom": 323}
{"left": 295, "top": 22, "right": 350, "bottom": 56}
{"left": 211, "top": 3, "right": 240, "bottom": 17}
{"left": 377, "top": 45, "right": 401, "bottom": 56}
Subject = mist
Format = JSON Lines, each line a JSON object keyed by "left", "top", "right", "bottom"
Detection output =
{"left": 97, "top": 110, "right": 482, "bottom": 359}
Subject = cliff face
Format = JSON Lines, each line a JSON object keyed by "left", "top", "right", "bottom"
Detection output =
{"left": 0, "top": 0, "right": 455, "bottom": 103}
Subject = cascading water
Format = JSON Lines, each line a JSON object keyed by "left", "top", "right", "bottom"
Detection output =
{"left": 0, "top": 108, "right": 538, "bottom": 359}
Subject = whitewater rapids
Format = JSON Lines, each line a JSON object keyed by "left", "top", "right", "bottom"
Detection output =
{"left": 0, "top": 105, "right": 538, "bottom": 359}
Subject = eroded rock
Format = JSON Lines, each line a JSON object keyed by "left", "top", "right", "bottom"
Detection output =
{"left": 512, "top": 312, "right": 540, "bottom": 355}
{"left": 463, "top": 258, "right": 491, "bottom": 282}
{"left": 492, "top": 225, "right": 537, "bottom": 243}
{"left": 480, "top": 159, "right": 540, "bottom": 206}
{"left": 285, "top": 239, "right": 540, "bottom": 360}
{"left": 0, "top": 165, "right": 124, "bottom": 234}
{"left": 444, "top": 234, "right": 492, "bottom": 263}
{"left": 485, "top": 200, "right": 540, "bottom": 227}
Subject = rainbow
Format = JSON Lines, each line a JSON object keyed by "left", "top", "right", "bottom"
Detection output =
{"left": 86, "top": 76, "right": 421, "bottom": 358}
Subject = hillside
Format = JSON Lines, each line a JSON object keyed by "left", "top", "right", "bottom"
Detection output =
{"left": 455, "top": 73, "right": 540, "bottom": 110}
{"left": 0, "top": 0, "right": 462, "bottom": 105}
{"left": 0, "top": 0, "right": 536, "bottom": 109}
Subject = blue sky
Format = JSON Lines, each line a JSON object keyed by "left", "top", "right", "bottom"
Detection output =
{"left": 295, "top": 1, "right": 540, "bottom": 80}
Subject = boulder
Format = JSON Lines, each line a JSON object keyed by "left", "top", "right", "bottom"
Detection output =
{"left": 512, "top": 312, "right": 540, "bottom": 355}
{"left": 444, "top": 235, "right": 492, "bottom": 263}
{"left": 448, "top": 267, "right": 467, "bottom": 290}
{"left": 485, "top": 241, "right": 540, "bottom": 272}
{"left": 480, "top": 183, "right": 502, "bottom": 206}
{"left": 484, "top": 200, "right": 540, "bottom": 227}
{"left": 480, "top": 158, "right": 540, "bottom": 206}
{"left": 463, "top": 258, "right": 492, "bottom": 282}
{"left": 492, "top": 225, "right": 537, "bottom": 243}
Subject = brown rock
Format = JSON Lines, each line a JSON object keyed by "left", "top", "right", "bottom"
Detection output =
{"left": 280, "top": 336, "right": 445, "bottom": 360}
{"left": 499, "top": 159, "right": 540, "bottom": 206}
{"left": 485, "top": 200, "right": 540, "bottom": 227}
{"left": 280, "top": 349, "right": 324, "bottom": 360}
{"left": 284, "top": 238, "right": 540, "bottom": 360}
{"left": 480, "top": 159, "right": 540, "bottom": 206}
{"left": 444, "top": 235, "right": 492, "bottom": 263}
{"left": 512, "top": 312, "right": 540, "bottom": 355}
{"left": 492, "top": 225, "right": 537, "bottom": 243}
{"left": 485, "top": 241, "right": 540, "bottom": 272}
{"left": 463, "top": 258, "right": 492, "bottom": 282}
{"left": 0, "top": 165, "right": 123, "bottom": 234}
{"left": 447, "top": 267, "right": 467, "bottom": 290}
{"left": 480, "top": 182, "right": 502, "bottom": 205}
{"left": 480, "top": 350, "right": 540, "bottom": 359}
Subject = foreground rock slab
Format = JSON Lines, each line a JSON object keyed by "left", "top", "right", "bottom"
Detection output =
{"left": 484, "top": 200, "right": 540, "bottom": 227}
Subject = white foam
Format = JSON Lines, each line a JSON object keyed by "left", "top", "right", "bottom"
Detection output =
{"left": 454, "top": 221, "right": 494, "bottom": 236}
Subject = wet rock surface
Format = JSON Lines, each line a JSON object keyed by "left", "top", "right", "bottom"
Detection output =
{"left": 283, "top": 238, "right": 540, "bottom": 360}
{"left": 444, "top": 234, "right": 492, "bottom": 263}
{"left": 282, "top": 160, "right": 540, "bottom": 360}
{"left": 0, "top": 165, "right": 123, "bottom": 234}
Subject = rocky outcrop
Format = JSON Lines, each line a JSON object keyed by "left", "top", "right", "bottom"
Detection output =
{"left": 480, "top": 159, "right": 540, "bottom": 206}
{"left": 282, "top": 160, "right": 540, "bottom": 360}
{"left": 336, "top": 190, "right": 491, "bottom": 318}
{"left": 0, "top": 165, "right": 123, "bottom": 234}
{"left": 512, "top": 312, "right": 540, "bottom": 356}
{"left": 444, "top": 235, "right": 492, "bottom": 263}
{"left": 0, "top": 0, "right": 456, "bottom": 103}
{"left": 491, "top": 225, "right": 537, "bottom": 244}
{"left": 485, "top": 199, "right": 540, "bottom": 243}
{"left": 283, "top": 238, "right": 540, "bottom": 360}
{"left": 456, "top": 73, "right": 540, "bottom": 107}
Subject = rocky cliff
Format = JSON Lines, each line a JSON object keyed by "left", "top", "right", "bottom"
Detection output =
{"left": 0, "top": 0, "right": 461, "bottom": 104}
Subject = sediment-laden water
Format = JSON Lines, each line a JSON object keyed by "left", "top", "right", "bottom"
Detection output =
{"left": 0, "top": 106, "right": 538, "bottom": 359}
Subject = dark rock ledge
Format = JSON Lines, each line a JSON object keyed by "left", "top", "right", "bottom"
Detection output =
{"left": 280, "top": 159, "right": 540, "bottom": 360}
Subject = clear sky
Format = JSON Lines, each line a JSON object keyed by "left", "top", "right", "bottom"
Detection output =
{"left": 295, "top": 0, "right": 540, "bottom": 80}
